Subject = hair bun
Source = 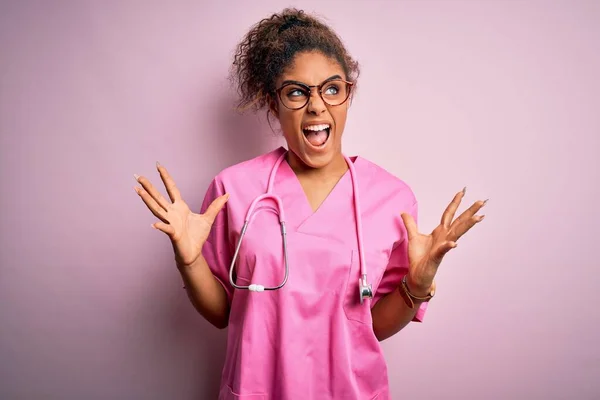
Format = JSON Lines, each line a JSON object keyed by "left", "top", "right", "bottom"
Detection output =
{"left": 231, "top": 8, "right": 359, "bottom": 113}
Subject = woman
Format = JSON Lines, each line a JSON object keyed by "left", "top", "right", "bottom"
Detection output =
{"left": 134, "top": 8, "right": 486, "bottom": 399}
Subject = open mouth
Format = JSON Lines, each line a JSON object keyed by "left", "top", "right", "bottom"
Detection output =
{"left": 302, "top": 124, "right": 330, "bottom": 148}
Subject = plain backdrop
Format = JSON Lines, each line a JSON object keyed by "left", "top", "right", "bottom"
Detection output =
{"left": 1, "top": 1, "right": 598, "bottom": 399}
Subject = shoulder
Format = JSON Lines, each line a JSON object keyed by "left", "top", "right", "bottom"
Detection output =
{"left": 212, "top": 146, "right": 286, "bottom": 187}
{"left": 201, "top": 147, "right": 286, "bottom": 209}
{"left": 355, "top": 155, "right": 417, "bottom": 208}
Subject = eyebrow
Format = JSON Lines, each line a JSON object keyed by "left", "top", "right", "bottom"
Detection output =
{"left": 280, "top": 74, "right": 343, "bottom": 86}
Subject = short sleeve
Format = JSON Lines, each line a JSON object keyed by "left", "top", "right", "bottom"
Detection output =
{"left": 372, "top": 200, "right": 428, "bottom": 322}
{"left": 200, "top": 178, "right": 234, "bottom": 304}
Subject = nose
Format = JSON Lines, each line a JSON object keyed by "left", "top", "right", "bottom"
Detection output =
{"left": 306, "top": 89, "right": 327, "bottom": 115}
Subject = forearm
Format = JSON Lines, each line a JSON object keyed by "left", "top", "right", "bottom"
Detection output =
{"left": 178, "top": 255, "right": 230, "bottom": 329}
{"left": 371, "top": 287, "right": 421, "bottom": 341}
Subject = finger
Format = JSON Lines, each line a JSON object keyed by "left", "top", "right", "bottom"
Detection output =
{"left": 451, "top": 199, "right": 488, "bottom": 230}
{"left": 152, "top": 221, "right": 175, "bottom": 237}
{"left": 202, "top": 193, "right": 230, "bottom": 224}
{"left": 448, "top": 214, "right": 485, "bottom": 241}
{"left": 156, "top": 162, "right": 182, "bottom": 203}
{"left": 135, "top": 174, "right": 170, "bottom": 210}
{"left": 441, "top": 187, "right": 465, "bottom": 228}
{"left": 135, "top": 186, "right": 169, "bottom": 223}
{"left": 431, "top": 240, "right": 457, "bottom": 263}
{"left": 401, "top": 212, "right": 418, "bottom": 240}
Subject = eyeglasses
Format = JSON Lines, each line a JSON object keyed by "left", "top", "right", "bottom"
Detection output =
{"left": 275, "top": 78, "right": 354, "bottom": 110}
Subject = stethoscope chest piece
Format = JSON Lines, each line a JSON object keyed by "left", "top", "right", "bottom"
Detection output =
{"left": 359, "top": 274, "right": 373, "bottom": 304}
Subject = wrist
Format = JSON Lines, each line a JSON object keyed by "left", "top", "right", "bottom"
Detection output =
{"left": 177, "top": 254, "right": 211, "bottom": 289}
{"left": 405, "top": 275, "right": 434, "bottom": 297}
{"left": 399, "top": 274, "right": 436, "bottom": 309}
{"left": 176, "top": 253, "right": 203, "bottom": 272}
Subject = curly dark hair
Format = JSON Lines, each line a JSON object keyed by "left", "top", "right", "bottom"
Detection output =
{"left": 230, "top": 8, "right": 360, "bottom": 112}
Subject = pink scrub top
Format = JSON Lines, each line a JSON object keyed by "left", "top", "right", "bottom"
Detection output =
{"left": 200, "top": 147, "right": 426, "bottom": 400}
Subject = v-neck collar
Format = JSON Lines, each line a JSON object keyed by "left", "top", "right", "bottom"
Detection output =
{"left": 272, "top": 146, "right": 360, "bottom": 232}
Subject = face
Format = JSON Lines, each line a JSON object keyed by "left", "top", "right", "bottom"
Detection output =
{"left": 270, "top": 51, "right": 351, "bottom": 171}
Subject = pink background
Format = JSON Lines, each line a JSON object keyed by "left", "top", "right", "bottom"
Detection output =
{"left": 1, "top": 1, "right": 598, "bottom": 399}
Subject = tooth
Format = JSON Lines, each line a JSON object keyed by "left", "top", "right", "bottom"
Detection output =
{"left": 304, "top": 124, "right": 330, "bottom": 131}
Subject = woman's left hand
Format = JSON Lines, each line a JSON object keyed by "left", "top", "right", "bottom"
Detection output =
{"left": 400, "top": 188, "right": 487, "bottom": 295}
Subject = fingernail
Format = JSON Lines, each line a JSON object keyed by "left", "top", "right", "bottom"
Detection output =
{"left": 134, "top": 174, "right": 140, "bottom": 181}
{"left": 133, "top": 186, "right": 140, "bottom": 194}
{"left": 479, "top": 214, "right": 486, "bottom": 221}
{"left": 156, "top": 161, "right": 161, "bottom": 168}
{"left": 462, "top": 186, "right": 467, "bottom": 195}
{"left": 483, "top": 199, "right": 489, "bottom": 205}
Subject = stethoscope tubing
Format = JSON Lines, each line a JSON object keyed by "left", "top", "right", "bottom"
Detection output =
{"left": 227, "top": 150, "right": 371, "bottom": 302}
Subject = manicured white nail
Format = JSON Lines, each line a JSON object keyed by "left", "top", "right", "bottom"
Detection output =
{"left": 134, "top": 174, "right": 140, "bottom": 181}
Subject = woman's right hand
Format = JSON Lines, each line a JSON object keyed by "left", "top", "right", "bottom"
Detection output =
{"left": 134, "top": 163, "right": 229, "bottom": 267}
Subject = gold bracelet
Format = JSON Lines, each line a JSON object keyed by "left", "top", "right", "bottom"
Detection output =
{"left": 399, "top": 275, "right": 435, "bottom": 309}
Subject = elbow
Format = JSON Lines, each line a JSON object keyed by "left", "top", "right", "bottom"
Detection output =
{"left": 373, "top": 327, "right": 391, "bottom": 342}
{"left": 214, "top": 323, "right": 228, "bottom": 330}
{"left": 372, "top": 316, "right": 404, "bottom": 342}
{"left": 190, "top": 295, "right": 230, "bottom": 330}
{"left": 372, "top": 320, "right": 385, "bottom": 342}
{"left": 207, "top": 310, "right": 230, "bottom": 330}
{"left": 214, "top": 318, "right": 229, "bottom": 330}
{"left": 205, "top": 316, "right": 228, "bottom": 330}
{"left": 375, "top": 331, "right": 383, "bottom": 342}
{"left": 194, "top": 307, "right": 229, "bottom": 330}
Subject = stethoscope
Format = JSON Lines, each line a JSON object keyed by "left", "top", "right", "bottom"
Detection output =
{"left": 228, "top": 151, "right": 373, "bottom": 304}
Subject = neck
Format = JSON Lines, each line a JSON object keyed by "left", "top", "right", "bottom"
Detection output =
{"left": 286, "top": 151, "right": 348, "bottom": 179}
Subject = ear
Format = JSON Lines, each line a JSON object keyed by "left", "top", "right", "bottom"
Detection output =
{"left": 346, "top": 96, "right": 353, "bottom": 109}
{"left": 267, "top": 94, "right": 279, "bottom": 119}
{"left": 347, "top": 81, "right": 357, "bottom": 108}
{"left": 347, "top": 91, "right": 355, "bottom": 108}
